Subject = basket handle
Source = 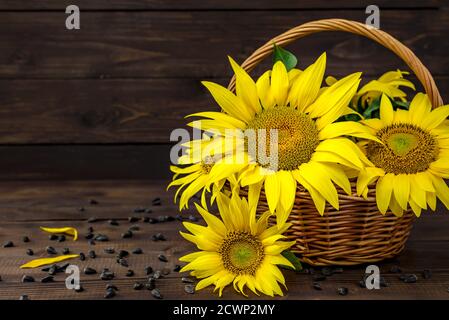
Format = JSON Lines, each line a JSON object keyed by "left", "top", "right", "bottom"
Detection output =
{"left": 227, "top": 19, "right": 443, "bottom": 108}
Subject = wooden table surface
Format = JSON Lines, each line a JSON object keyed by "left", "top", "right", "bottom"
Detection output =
{"left": 0, "top": 179, "right": 448, "bottom": 300}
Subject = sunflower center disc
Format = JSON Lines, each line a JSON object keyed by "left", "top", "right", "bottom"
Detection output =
{"left": 366, "top": 123, "right": 438, "bottom": 174}
{"left": 246, "top": 106, "right": 320, "bottom": 171}
{"left": 219, "top": 231, "right": 264, "bottom": 275}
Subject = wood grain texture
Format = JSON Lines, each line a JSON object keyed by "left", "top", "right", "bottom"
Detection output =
{"left": 0, "top": 180, "right": 448, "bottom": 300}
{"left": 0, "top": 0, "right": 442, "bottom": 10}
{"left": 0, "top": 10, "right": 446, "bottom": 79}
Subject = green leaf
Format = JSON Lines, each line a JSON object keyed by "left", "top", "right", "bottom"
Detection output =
{"left": 393, "top": 100, "right": 410, "bottom": 110}
{"left": 280, "top": 250, "right": 302, "bottom": 271}
{"left": 273, "top": 44, "right": 298, "bottom": 71}
{"left": 362, "top": 97, "right": 381, "bottom": 119}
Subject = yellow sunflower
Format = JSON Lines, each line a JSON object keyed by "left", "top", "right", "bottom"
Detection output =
{"left": 179, "top": 192, "right": 295, "bottom": 297}
{"left": 188, "top": 53, "right": 377, "bottom": 223}
{"left": 357, "top": 93, "right": 449, "bottom": 217}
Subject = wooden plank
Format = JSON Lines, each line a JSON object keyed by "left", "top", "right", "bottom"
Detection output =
{"left": 0, "top": 1, "right": 442, "bottom": 10}
{"left": 0, "top": 76, "right": 447, "bottom": 145}
{"left": 0, "top": 10, "right": 446, "bottom": 79}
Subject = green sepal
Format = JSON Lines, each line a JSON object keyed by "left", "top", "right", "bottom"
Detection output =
{"left": 279, "top": 250, "right": 302, "bottom": 271}
{"left": 273, "top": 44, "right": 298, "bottom": 71}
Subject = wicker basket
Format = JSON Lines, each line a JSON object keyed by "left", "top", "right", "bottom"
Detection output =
{"left": 228, "top": 19, "right": 443, "bottom": 266}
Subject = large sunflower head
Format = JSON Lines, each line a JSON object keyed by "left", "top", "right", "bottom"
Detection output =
{"left": 179, "top": 192, "right": 295, "bottom": 297}
{"left": 357, "top": 93, "right": 449, "bottom": 217}
{"left": 188, "top": 53, "right": 377, "bottom": 221}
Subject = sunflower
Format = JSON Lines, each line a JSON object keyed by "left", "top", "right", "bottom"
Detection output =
{"left": 356, "top": 93, "right": 449, "bottom": 217}
{"left": 188, "top": 53, "right": 377, "bottom": 223}
{"left": 179, "top": 192, "right": 295, "bottom": 297}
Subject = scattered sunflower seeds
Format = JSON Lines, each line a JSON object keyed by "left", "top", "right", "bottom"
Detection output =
{"left": 62, "top": 248, "right": 70, "bottom": 254}
{"left": 132, "top": 248, "right": 143, "bottom": 255}
{"left": 88, "top": 250, "right": 96, "bottom": 258}
{"left": 104, "top": 289, "right": 116, "bottom": 299}
{"left": 106, "top": 284, "right": 119, "bottom": 291}
{"left": 128, "top": 216, "right": 139, "bottom": 223}
{"left": 401, "top": 274, "right": 418, "bottom": 283}
{"left": 84, "top": 267, "right": 97, "bottom": 275}
{"left": 133, "top": 282, "right": 144, "bottom": 290}
{"left": 337, "top": 287, "right": 348, "bottom": 296}
{"left": 185, "top": 284, "right": 195, "bottom": 294}
{"left": 22, "top": 275, "right": 35, "bottom": 283}
{"left": 41, "top": 276, "right": 54, "bottom": 283}
{"left": 152, "top": 270, "right": 162, "bottom": 279}
{"left": 129, "top": 225, "right": 140, "bottom": 231}
{"left": 89, "top": 199, "right": 98, "bottom": 205}
{"left": 182, "top": 277, "right": 194, "bottom": 284}
{"left": 19, "top": 295, "right": 29, "bottom": 300}
{"left": 312, "top": 275, "right": 326, "bottom": 282}
{"left": 75, "top": 286, "right": 84, "bottom": 293}
{"left": 109, "top": 219, "right": 119, "bottom": 226}
{"left": 152, "top": 233, "right": 166, "bottom": 241}
{"left": 46, "top": 246, "right": 57, "bottom": 255}
{"left": 118, "top": 250, "right": 129, "bottom": 258}
{"left": 85, "top": 233, "right": 94, "bottom": 240}
{"left": 312, "top": 282, "right": 322, "bottom": 290}
{"left": 121, "top": 230, "right": 133, "bottom": 239}
{"left": 151, "top": 288, "right": 163, "bottom": 299}
{"left": 173, "top": 265, "right": 181, "bottom": 272}
{"left": 87, "top": 217, "right": 98, "bottom": 223}
{"left": 79, "top": 253, "right": 86, "bottom": 261}
{"left": 57, "top": 235, "right": 66, "bottom": 242}
{"left": 118, "top": 259, "right": 129, "bottom": 267}
{"left": 145, "top": 266, "right": 153, "bottom": 275}
{"left": 126, "top": 270, "right": 134, "bottom": 277}
{"left": 100, "top": 271, "right": 115, "bottom": 281}
{"left": 22, "top": 236, "right": 30, "bottom": 243}
{"left": 95, "top": 234, "right": 109, "bottom": 242}
{"left": 422, "top": 269, "right": 432, "bottom": 279}
{"left": 158, "top": 254, "right": 168, "bottom": 262}
{"left": 142, "top": 217, "right": 150, "bottom": 223}
{"left": 104, "top": 248, "right": 115, "bottom": 254}
{"left": 146, "top": 278, "right": 156, "bottom": 290}
{"left": 26, "top": 249, "right": 34, "bottom": 256}
{"left": 134, "top": 207, "right": 146, "bottom": 213}
{"left": 152, "top": 198, "right": 161, "bottom": 206}
{"left": 390, "top": 265, "right": 402, "bottom": 273}
{"left": 3, "top": 241, "right": 14, "bottom": 248}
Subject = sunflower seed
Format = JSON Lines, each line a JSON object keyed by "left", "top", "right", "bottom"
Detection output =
{"left": 337, "top": 287, "right": 348, "bottom": 296}
{"left": 158, "top": 254, "right": 168, "bottom": 262}
{"left": 88, "top": 240, "right": 96, "bottom": 246}
{"left": 100, "top": 271, "right": 115, "bottom": 281}
{"left": 79, "top": 207, "right": 86, "bottom": 212}
{"left": 152, "top": 233, "right": 166, "bottom": 241}
{"left": 118, "top": 250, "right": 129, "bottom": 258}
{"left": 88, "top": 250, "right": 96, "bottom": 258}
{"left": 58, "top": 264, "right": 69, "bottom": 272}
{"left": 184, "top": 284, "right": 195, "bottom": 294}
{"left": 109, "top": 219, "right": 119, "bottom": 226}
{"left": 22, "top": 236, "right": 30, "bottom": 243}
{"left": 89, "top": 199, "right": 98, "bottom": 205}
{"left": 48, "top": 265, "right": 57, "bottom": 275}
{"left": 157, "top": 216, "right": 169, "bottom": 223}
{"left": 173, "top": 265, "right": 181, "bottom": 272}
{"left": 19, "top": 295, "right": 29, "bottom": 300}
{"left": 145, "top": 266, "right": 153, "bottom": 275}
{"left": 26, "top": 249, "right": 34, "bottom": 256}
{"left": 104, "top": 289, "right": 116, "bottom": 299}
{"left": 380, "top": 276, "right": 389, "bottom": 287}
{"left": 126, "top": 270, "right": 134, "bottom": 277}
{"left": 48, "top": 234, "right": 58, "bottom": 241}
{"left": 134, "top": 207, "right": 146, "bottom": 213}
{"left": 46, "top": 246, "right": 57, "bottom": 255}
{"left": 79, "top": 253, "right": 86, "bottom": 261}
{"left": 133, "top": 282, "right": 144, "bottom": 290}
{"left": 132, "top": 248, "right": 143, "bottom": 255}
{"left": 182, "top": 277, "right": 194, "bottom": 284}
{"left": 359, "top": 279, "right": 366, "bottom": 288}
{"left": 75, "top": 286, "right": 84, "bottom": 292}
{"left": 118, "top": 259, "right": 129, "bottom": 267}
{"left": 312, "top": 282, "right": 322, "bottom": 290}
{"left": 152, "top": 270, "right": 162, "bottom": 279}
{"left": 146, "top": 279, "right": 156, "bottom": 290}
{"left": 57, "top": 235, "right": 66, "bottom": 242}
{"left": 121, "top": 230, "right": 133, "bottom": 239}
{"left": 151, "top": 288, "right": 163, "bottom": 299}
{"left": 145, "top": 208, "right": 153, "bottom": 214}
{"left": 106, "top": 284, "right": 119, "bottom": 291}
{"left": 401, "top": 274, "right": 418, "bottom": 283}
{"left": 62, "top": 248, "right": 70, "bottom": 254}
{"left": 3, "top": 241, "right": 14, "bottom": 248}
{"left": 152, "top": 198, "right": 161, "bottom": 206}
{"left": 95, "top": 234, "right": 109, "bottom": 242}
{"left": 148, "top": 218, "right": 158, "bottom": 224}
{"left": 88, "top": 217, "right": 99, "bottom": 223}
{"left": 422, "top": 269, "right": 432, "bottom": 279}
{"left": 41, "top": 276, "right": 54, "bottom": 283}
{"left": 85, "top": 233, "right": 94, "bottom": 240}
{"left": 22, "top": 275, "right": 35, "bottom": 283}
{"left": 104, "top": 248, "right": 115, "bottom": 255}
{"left": 87, "top": 227, "right": 94, "bottom": 233}
{"left": 128, "top": 216, "right": 139, "bottom": 223}
{"left": 84, "top": 267, "right": 97, "bottom": 275}
{"left": 129, "top": 225, "right": 140, "bottom": 231}
{"left": 142, "top": 217, "right": 150, "bottom": 223}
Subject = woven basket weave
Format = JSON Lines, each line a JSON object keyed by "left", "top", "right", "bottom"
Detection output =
{"left": 228, "top": 19, "right": 443, "bottom": 266}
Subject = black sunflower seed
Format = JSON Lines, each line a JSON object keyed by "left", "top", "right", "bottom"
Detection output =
{"left": 152, "top": 270, "right": 162, "bottom": 279}
{"left": 158, "top": 254, "right": 168, "bottom": 263}
{"left": 75, "top": 286, "right": 84, "bottom": 293}
{"left": 84, "top": 267, "right": 97, "bottom": 275}
{"left": 41, "top": 276, "right": 54, "bottom": 283}
{"left": 145, "top": 208, "right": 153, "bottom": 214}
{"left": 152, "top": 198, "right": 161, "bottom": 206}
{"left": 117, "top": 250, "right": 129, "bottom": 258}
{"left": 401, "top": 274, "right": 418, "bottom": 283}
{"left": 142, "top": 217, "right": 150, "bottom": 223}
{"left": 133, "top": 282, "right": 144, "bottom": 290}
{"left": 88, "top": 240, "right": 96, "bottom": 246}
{"left": 118, "top": 259, "right": 129, "bottom": 267}
{"left": 106, "top": 284, "right": 119, "bottom": 291}
{"left": 151, "top": 288, "right": 163, "bottom": 299}
{"left": 62, "top": 248, "right": 70, "bottom": 254}
{"left": 100, "top": 271, "right": 115, "bottom": 281}
{"left": 22, "top": 236, "right": 30, "bottom": 243}
{"left": 145, "top": 266, "right": 153, "bottom": 275}
{"left": 184, "top": 284, "right": 195, "bottom": 294}
{"left": 129, "top": 225, "right": 140, "bottom": 231}
{"left": 146, "top": 279, "right": 156, "bottom": 290}
{"left": 26, "top": 249, "right": 34, "bottom": 256}
{"left": 48, "top": 265, "right": 57, "bottom": 275}
{"left": 104, "top": 248, "right": 115, "bottom": 254}
{"left": 46, "top": 246, "right": 57, "bottom": 255}
{"left": 87, "top": 227, "right": 94, "bottom": 233}
{"left": 108, "top": 219, "right": 119, "bottom": 226}
{"left": 79, "top": 207, "right": 86, "bottom": 212}
{"left": 182, "top": 277, "right": 194, "bottom": 284}
{"left": 359, "top": 279, "right": 366, "bottom": 288}
{"left": 58, "top": 264, "right": 69, "bottom": 272}
{"left": 312, "top": 282, "right": 322, "bottom": 291}
{"left": 104, "top": 289, "right": 116, "bottom": 299}
{"left": 89, "top": 199, "right": 98, "bottom": 205}
{"left": 126, "top": 270, "right": 134, "bottom": 277}
{"left": 148, "top": 218, "right": 158, "bottom": 224}
{"left": 422, "top": 269, "right": 432, "bottom": 279}
{"left": 152, "top": 233, "right": 166, "bottom": 241}
{"left": 19, "top": 295, "right": 29, "bottom": 300}
{"left": 79, "top": 253, "right": 86, "bottom": 261}
{"left": 132, "top": 248, "right": 143, "bottom": 255}
{"left": 48, "top": 234, "right": 58, "bottom": 241}
{"left": 134, "top": 207, "right": 146, "bottom": 213}
{"left": 128, "top": 216, "right": 139, "bottom": 223}
{"left": 95, "top": 234, "right": 109, "bottom": 242}
{"left": 22, "top": 275, "right": 35, "bottom": 283}
{"left": 3, "top": 241, "right": 14, "bottom": 248}
{"left": 121, "top": 230, "right": 133, "bottom": 239}
{"left": 85, "top": 233, "right": 94, "bottom": 240}
{"left": 57, "top": 235, "right": 66, "bottom": 242}
{"left": 173, "top": 265, "right": 181, "bottom": 272}
{"left": 337, "top": 287, "right": 348, "bottom": 296}
{"left": 87, "top": 217, "right": 99, "bottom": 223}
{"left": 88, "top": 250, "right": 96, "bottom": 258}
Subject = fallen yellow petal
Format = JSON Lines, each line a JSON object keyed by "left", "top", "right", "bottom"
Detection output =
{"left": 40, "top": 227, "right": 78, "bottom": 241}
{"left": 20, "top": 255, "right": 79, "bottom": 269}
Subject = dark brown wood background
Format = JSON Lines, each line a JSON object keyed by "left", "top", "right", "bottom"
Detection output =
{"left": 0, "top": 0, "right": 448, "bottom": 180}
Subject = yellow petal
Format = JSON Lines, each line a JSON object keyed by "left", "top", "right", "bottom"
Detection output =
{"left": 357, "top": 167, "right": 384, "bottom": 196}
{"left": 187, "top": 111, "right": 246, "bottom": 129}
{"left": 430, "top": 175, "right": 449, "bottom": 209}
{"left": 393, "top": 174, "right": 410, "bottom": 210}
{"left": 40, "top": 227, "right": 78, "bottom": 241}
{"left": 421, "top": 105, "right": 449, "bottom": 130}
{"left": 228, "top": 56, "right": 261, "bottom": 115}
{"left": 376, "top": 173, "right": 394, "bottom": 214}
{"left": 256, "top": 71, "right": 275, "bottom": 109}
{"left": 409, "top": 175, "right": 427, "bottom": 209}
{"left": 318, "top": 121, "right": 379, "bottom": 142}
{"left": 380, "top": 94, "right": 394, "bottom": 125}
{"left": 264, "top": 172, "right": 280, "bottom": 213}
{"left": 409, "top": 93, "right": 432, "bottom": 126}
{"left": 277, "top": 171, "right": 296, "bottom": 221}
{"left": 293, "top": 169, "right": 326, "bottom": 214}
{"left": 271, "top": 61, "right": 289, "bottom": 106}
{"left": 315, "top": 138, "right": 364, "bottom": 169}
{"left": 20, "top": 255, "right": 80, "bottom": 269}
